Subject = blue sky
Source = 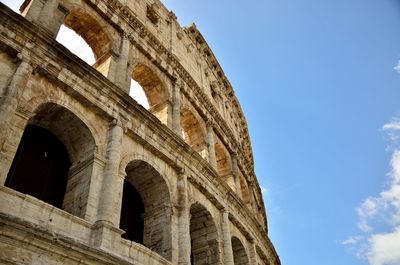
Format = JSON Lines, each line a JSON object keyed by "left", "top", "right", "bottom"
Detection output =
{"left": 3, "top": 0, "right": 400, "bottom": 264}
{"left": 160, "top": 0, "right": 400, "bottom": 264}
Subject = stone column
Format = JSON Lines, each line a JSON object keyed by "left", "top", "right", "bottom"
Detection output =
{"left": 249, "top": 239, "right": 257, "bottom": 265}
{"left": 24, "top": 0, "right": 68, "bottom": 38}
{"left": 106, "top": 35, "right": 130, "bottom": 92}
{"left": 166, "top": 100, "right": 174, "bottom": 129}
{"left": 231, "top": 152, "right": 242, "bottom": 199}
{"left": 206, "top": 121, "right": 217, "bottom": 169}
{"left": 96, "top": 120, "right": 124, "bottom": 226}
{"left": 177, "top": 170, "right": 190, "bottom": 265}
{"left": 0, "top": 59, "right": 33, "bottom": 185}
{"left": 171, "top": 80, "right": 182, "bottom": 135}
{"left": 221, "top": 209, "right": 234, "bottom": 265}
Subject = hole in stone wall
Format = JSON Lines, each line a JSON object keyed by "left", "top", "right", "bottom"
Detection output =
{"left": 181, "top": 108, "right": 207, "bottom": 158}
{"left": 131, "top": 64, "right": 168, "bottom": 124}
{"left": 129, "top": 79, "right": 150, "bottom": 109}
{"left": 56, "top": 25, "right": 95, "bottom": 65}
{"left": 5, "top": 125, "right": 71, "bottom": 208}
{"left": 215, "top": 141, "right": 235, "bottom": 190}
{"left": 189, "top": 203, "right": 219, "bottom": 265}
{"left": 8, "top": 103, "right": 97, "bottom": 218}
{"left": 232, "top": 237, "right": 249, "bottom": 265}
{"left": 121, "top": 160, "right": 172, "bottom": 260}
{"left": 120, "top": 179, "right": 145, "bottom": 244}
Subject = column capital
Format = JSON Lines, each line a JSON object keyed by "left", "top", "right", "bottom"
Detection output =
{"left": 206, "top": 118, "right": 214, "bottom": 128}
{"left": 109, "top": 118, "right": 123, "bottom": 128}
{"left": 230, "top": 151, "right": 238, "bottom": 159}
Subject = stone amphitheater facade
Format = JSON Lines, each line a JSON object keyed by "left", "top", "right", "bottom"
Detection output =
{"left": 0, "top": 0, "right": 280, "bottom": 264}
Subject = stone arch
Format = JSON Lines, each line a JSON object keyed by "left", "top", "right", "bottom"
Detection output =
{"left": 232, "top": 236, "right": 249, "bottom": 265}
{"left": 239, "top": 171, "right": 251, "bottom": 207}
{"left": 62, "top": 9, "right": 111, "bottom": 61}
{"left": 181, "top": 106, "right": 207, "bottom": 158}
{"left": 121, "top": 159, "right": 172, "bottom": 261}
{"left": 5, "top": 102, "right": 97, "bottom": 219}
{"left": 215, "top": 139, "right": 235, "bottom": 190}
{"left": 119, "top": 153, "right": 170, "bottom": 188}
{"left": 57, "top": 3, "right": 120, "bottom": 79}
{"left": 131, "top": 63, "right": 170, "bottom": 124}
{"left": 189, "top": 202, "right": 220, "bottom": 265}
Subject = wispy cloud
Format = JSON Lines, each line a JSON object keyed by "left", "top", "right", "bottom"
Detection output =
{"left": 261, "top": 186, "right": 268, "bottom": 194}
{"left": 394, "top": 61, "right": 400, "bottom": 74}
{"left": 341, "top": 235, "right": 364, "bottom": 246}
{"left": 344, "top": 118, "right": 400, "bottom": 265}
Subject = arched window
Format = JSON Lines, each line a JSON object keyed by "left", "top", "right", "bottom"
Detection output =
{"left": 62, "top": 9, "right": 111, "bottom": 61}
{"left": 215, "top": 141, "right": 235, "bottom": 191}
{"left": 189, "top": 203, "right": 220, "bottom": 265}
{"left": 130, "top": 64, "right": 169, "bottom": 124}
{"left": 232, "top": 237, "right": 249, "bottom": 265}
{"left": 56, "top": 25, "right": 95, "bottom": 65}
{"left": 5, "top": 103, "right": 96, "bottom": 218}
{"left": 121, "top": 160, "right": 172, "bottom": 260}
{"left": 56, "top": 9, "right": 113, "bottom": 76}
{"left": 120, "top": 179, "right": 145, "bottom": 244}
{"left": 129, "top": 79, "right": 149, "bottom": 109}
{"left": 6, "top": 125, "right": 70, "bottom": 208}
{"left": 181, "top": 107, "right": 207, "bottom": 158}
{"left": 239, "top": 172, "right": 252, "bottom": 208}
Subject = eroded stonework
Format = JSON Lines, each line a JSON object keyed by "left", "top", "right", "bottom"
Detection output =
{"left": 0, "top": 0, "right": 280, "bottom": 264}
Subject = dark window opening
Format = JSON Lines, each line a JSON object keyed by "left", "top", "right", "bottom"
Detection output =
{"left": 119, "top": 179, "right": 145, "bottom": 244}
{"left": 5, "top": 125, "right": 71, "bottom": 208}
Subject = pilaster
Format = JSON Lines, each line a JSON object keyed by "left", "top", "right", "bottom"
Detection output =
{"left": 0, "top": 59, "right": 33, "bottom": 185}
{"left": 106, "top": 35, "right": 130, "bottom": 92}
{"left": 231, "top": 152, "right": 242, "bottom": 199}
{"left": 24, "top": 0, "right": 68, "bottom": 38}
{"left": 206, "top": 120, "right": 217, "bottom": 170}
{"left": 221, "top": 209, "right": 234, "bottom": 265}
{"left": 176, "top": 170, "right": 190, "bottom": 265}
{"left": 249, "top": 238, "right": 257, "bottom": 265}
{"left": 171, "top": 80, "right": 182, "bottom": 135}
{"left": 96, "top": 120, "right": 124, "bottom": 226}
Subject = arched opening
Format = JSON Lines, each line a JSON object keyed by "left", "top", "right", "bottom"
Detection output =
{"left": 119, "top": 179, "right": 145, "bottom": 244}
{"left": 121, "top": 160, "right": 172, "bottom": 260}
{"left": 215, "top": 141, "right": 235, "bottom": 190}
{"left": 63, "top": 9, "right": 110, "bottom": 61}
{"left": 56, "top": 25, "right": 95, "bottom": 65}
{"left": 189, "top": 203, "right": 219, "bottom": 265}
{"left": 129, "top": 79, "right": 150, "bottom": 109}
{"left": 56, "top": 9, "right": 112, "bottom": 75}
{"left": 232, "top": 237, "right": 249, "bottom": 265}
{"left": 239, "top": 172, "right": 251, "bottom": 208}
{"left": 5, "top": 125, "right": 70, "bottom": 208}
{"left": 5, "top": 103, "right": 96, "bottom": 218}
{"left": 131, "top": 64, "right": 169, "bottom": 124}
{"left": 181, "top": 108, "right": 207, "bottom": 158}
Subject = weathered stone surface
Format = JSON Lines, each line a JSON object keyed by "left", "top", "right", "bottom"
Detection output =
{"left": 0, "top": 0, "right": 280, "bottom": 264}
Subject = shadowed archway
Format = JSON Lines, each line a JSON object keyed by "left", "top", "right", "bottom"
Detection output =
{"left": 120, "top": 160, "right": 172, "bottom": 260}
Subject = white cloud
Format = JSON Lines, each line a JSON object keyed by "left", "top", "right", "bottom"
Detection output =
{"left": 342, "top": 235, "right": 363, "bottom": 246}
{"left": 260, "top": 186, "right": 268, "bottom": 194}
{"left": 367, "top": 228, "right": 400, "bottom": 265}
{"left": 345, "top": 119, "right": 400, "bottom": 265}
{"left": 394, "top": 61, "right": 400, "bottom": 74}
{"left": 383, "top": 117, "right": 400, "bottom": 144}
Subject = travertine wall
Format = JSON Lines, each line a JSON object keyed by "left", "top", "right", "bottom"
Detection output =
{"left": 0, "top": 0, "right": 280, "bottom": 264}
